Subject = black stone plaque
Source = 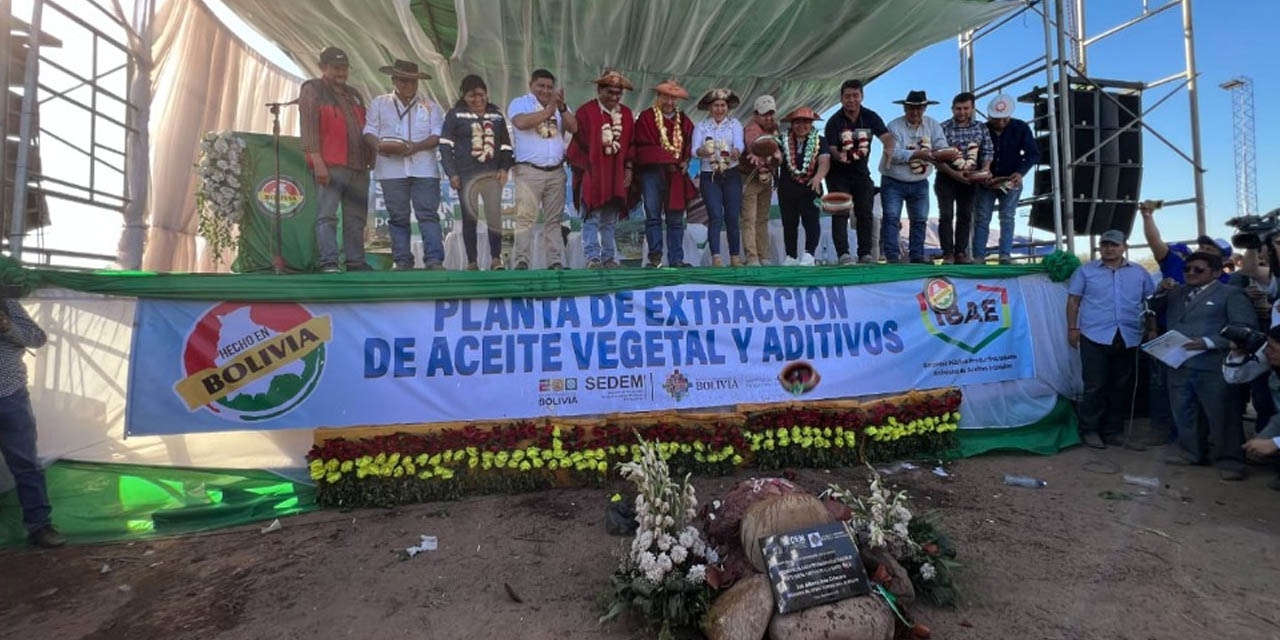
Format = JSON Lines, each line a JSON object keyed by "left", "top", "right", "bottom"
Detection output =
{"left": 760, "top": 520, "right": 870, "bottom": 614}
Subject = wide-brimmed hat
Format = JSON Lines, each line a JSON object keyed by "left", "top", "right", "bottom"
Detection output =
{"left": 893, "top": 90, "right": 939, "bottom": 106}
{"left": 378, "top": 59, "right": 431, "bottom": 80}
{"left": 697, "top": 88, "right": 741, "bottom": 110}
{"left": 654, "top": 80, "right": 690, "bottom": 99}
{"left": 988, "top": 93, "right": 1016, "bottom": 118}
{"left": 593, "top": 69, "right": 634, "bottom": 91}
{"left": 781, "top": 106, "right": 822, "bottom": 122}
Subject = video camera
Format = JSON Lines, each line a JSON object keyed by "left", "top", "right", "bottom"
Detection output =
{"left": 1226, "top": 207, "right": 1280, "bottom": 250}
{"left": 1220, "top": 324, "right": 1268, "bottom": 354}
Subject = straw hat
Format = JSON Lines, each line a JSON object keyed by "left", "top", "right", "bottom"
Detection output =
{"left": 593, "top": 69, "right": 634, "bottom": 91}
{"left": 781, "top": 106, "right": 822, "bottom": 122}
{"left": 697, "top": 88, "right": 741, "bottom": 110}
{"left": 654, "top": 79, "right": 690, "bottom": 99}
{"left": 378, "top": 59, "right": 431, "bottom": 80}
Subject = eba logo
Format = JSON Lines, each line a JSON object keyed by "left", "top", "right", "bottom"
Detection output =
{"left": 174, "top": 302, "right": 332, "bottom": 422}
{"left": 255, "top": 176, "right": 306, "bottom": 219}
{"left": 916, "top": 283, "right": 1011, "bottom": 354}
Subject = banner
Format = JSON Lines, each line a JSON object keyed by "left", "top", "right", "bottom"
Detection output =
{"left": 125, "top": 278, "right": 1034, "bottom": 435}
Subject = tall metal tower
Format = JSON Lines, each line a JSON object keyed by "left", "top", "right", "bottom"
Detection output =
{"left": 1220, "top": 77, "right": 1258, "bottom": 217}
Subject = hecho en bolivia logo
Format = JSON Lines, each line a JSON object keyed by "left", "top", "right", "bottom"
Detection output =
{"left": 174, "top": 302, "right": 331, "bottom": 422}
{"left": 916, "top": 280, "right": 1011, "bottom": 354}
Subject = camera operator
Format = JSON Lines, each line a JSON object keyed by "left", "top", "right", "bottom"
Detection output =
{"left": 1222, "top": 325, "right": 1280, "bottom": 491}
{"left": 0, "top": 297, "right": 62, "bottom": 547}
{"left": 1149, "top": 251, "right": 1256, "bottom": 480}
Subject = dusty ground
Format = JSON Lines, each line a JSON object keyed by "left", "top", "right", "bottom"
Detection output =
{"left": 1, "top": 443, "right": 1278, "bottom": 640}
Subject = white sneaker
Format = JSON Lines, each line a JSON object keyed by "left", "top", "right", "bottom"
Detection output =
{"left": 799, "top": 252, "right": 816, "bottom": 266}
{"left": 783, "top": 256, "right": 799, "bottom": 266}
{"left": 746, "top": 257, "right": 761, "bottom": 267}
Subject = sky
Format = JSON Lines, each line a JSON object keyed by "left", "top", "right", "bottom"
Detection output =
{"left": 14, "top": 0, "right": 1280, "bottom": 266}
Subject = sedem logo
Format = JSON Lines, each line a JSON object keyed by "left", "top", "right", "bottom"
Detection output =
{"left": 174, "top": 302, "right": 332, "bottom": 422}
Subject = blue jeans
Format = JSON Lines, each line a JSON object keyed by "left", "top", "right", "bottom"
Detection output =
{"left": 582, "top": 204, "right": 619, "bottom": 263}
{"left": 0, "top": 389, "right": 51, "bottom": 531}
{"left": 640, "top": 168, "right": 685, "bottom": 265}
{"left": 973, "top": 183, "right": 1022, "bottom": 259}
{"left": 700, "top": 170, "right": 743, "bottom": 256}
{"left": 314, "top": 166, "right": 370, "bottom": 269}
{"left": 380, "top": 177, "right": 443, "bottom": 267}
{"left": 879, "top": 176, "right": 930, "bottom": 262}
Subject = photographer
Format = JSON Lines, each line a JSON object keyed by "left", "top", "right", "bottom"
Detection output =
{"left": 1150, "top": 251, "right": 1256, "bottom": 480}
{"left": 0, "top": 298, "right": 62, "bottom": 547}
{"left": 1222, "top": 325, "right": 1280, "bottom": 491}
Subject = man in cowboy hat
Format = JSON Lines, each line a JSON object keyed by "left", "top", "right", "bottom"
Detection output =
{"left": 692, "top": 88, "right": 745, "bottom": 266}
{"left": 509, "top": 69, "right": 579, "bottom": 270}
{"left": 741, "top": 95, "right": 781, "bottom": 266}
{"left": 299, "top": 46, "right": 371, "bottom": 272}
{"left": 633, "top": 80, "right": 698, "bottom": 268}
{"left": 777, "top": 106, "right": 830, "bottom": 265}
{"left": 881, "top": 90, "right": 949, "bottom": 264}
{"left": 566, "top": 70, "right": 636, "bottom": 270}
{"left": 362, "top": 59, "right": 445, "bottom": 270}
{"left": 972, "top": 93, "right": 1039, "bottom": 264}
{"left": 825, "top": 79, "right": 893, "bottom": 265}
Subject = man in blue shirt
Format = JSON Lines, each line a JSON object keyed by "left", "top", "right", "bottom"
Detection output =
{"left": 973, "top": 94, "right": 1039, "bottom": 265}
{"left": 1067, "top": 229, "right": 1155, "bottom": 448}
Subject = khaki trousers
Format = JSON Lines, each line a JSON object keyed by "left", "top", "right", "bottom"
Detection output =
{"left": 511, "top": 164, "right": 566, "bottom": 268}
{"left": 740, "top": 172, "right": 773, "bottom": 262}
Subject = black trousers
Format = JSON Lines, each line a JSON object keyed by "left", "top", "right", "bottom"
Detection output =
{"left": 778, "top": 178, "right": 820, "bottom": 259}
{"left": 827, "top": 173, "right": 874, "bottom": 258}
{"left": 1078, "top": 332, "right": 1137, "bottom": 436}
{"left": 934, "top": 173, "right": 976, "bottom": 257}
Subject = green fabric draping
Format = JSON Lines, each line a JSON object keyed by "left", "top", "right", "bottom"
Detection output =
{"left": 951, "top": 395, "right": 1081, "bottom": 458}
{"left": 219, "top": 0, "right": 1015, "bottom": 120}
{"left": 6, "top": 260, "right": 1044, "bottom": 302}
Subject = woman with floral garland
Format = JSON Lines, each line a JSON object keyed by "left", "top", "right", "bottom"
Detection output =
{"left": 777, "top": 107, "right": 831, "bottom": 265}
{"left": 439, "top": 74, "right": 515, "bottom": 270}
{"left": 692, "top": 88, "right": 745, "bottom": 267}
{"left": 633, "top": 80, "right": 698, "bottom": 268}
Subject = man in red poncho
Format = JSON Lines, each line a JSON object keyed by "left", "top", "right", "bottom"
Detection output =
{"left": 567, "top": 70, "right": 635, "bottom": 269}
{"left": 634, "top": 80, "right": 698, "bottom": 268}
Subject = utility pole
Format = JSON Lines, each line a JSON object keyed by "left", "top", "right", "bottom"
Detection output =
{"left": 1219, "top": 77, "right": 1257, "bottom": 217}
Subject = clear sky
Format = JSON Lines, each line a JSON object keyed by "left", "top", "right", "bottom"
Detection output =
{"left": 19, "top": 0, "right": 1280, "bottom": 266}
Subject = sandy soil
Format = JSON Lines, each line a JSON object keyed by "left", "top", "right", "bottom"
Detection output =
{"left": 2, "top": 443, "right": 1278, "bottom": 640}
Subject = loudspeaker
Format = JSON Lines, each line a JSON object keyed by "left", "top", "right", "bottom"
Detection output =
{"left": 1028, "top": 85, "right": 1142, "bottom": 237}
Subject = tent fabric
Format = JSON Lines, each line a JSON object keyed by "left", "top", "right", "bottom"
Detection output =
{"left": 220, "top": 0, "right": 1016, "bottom": 120}
{"left": 142, "top": 0, "right": 303, "bottom": 273}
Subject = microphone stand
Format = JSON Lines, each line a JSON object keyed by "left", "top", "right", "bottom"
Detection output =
{"left": 265, "top": 101, "right": 296, "bottom": 274}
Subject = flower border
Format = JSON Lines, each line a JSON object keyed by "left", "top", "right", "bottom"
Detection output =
{"left": 307, "top": 389, "right": 962, "bottom": 508}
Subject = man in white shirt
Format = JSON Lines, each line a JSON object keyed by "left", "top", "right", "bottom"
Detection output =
{"left": 362, "top": 59, "right": 445, "bottom": 270}
{"left": 508, "top": 69, "right": 579, "bottom": 270}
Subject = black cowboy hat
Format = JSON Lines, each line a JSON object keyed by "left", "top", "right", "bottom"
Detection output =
{"left": 893, "top": 90, "right": 939, "bottom": 106}
{"left": 378, "top": 59, "right": 432, "bottom": 80}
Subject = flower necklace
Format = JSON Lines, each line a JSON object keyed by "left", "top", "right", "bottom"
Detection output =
{"left": 654, "top": 104, "right": 684, "bottom": 158}
{"left": 469, "top": 118, "right": 496, "bottom": 162}
{"left": 599, "top": 100, "right": 623, "bottom": 155}
{"left": 781, "top": 129, "right": 820, "bottom": 182}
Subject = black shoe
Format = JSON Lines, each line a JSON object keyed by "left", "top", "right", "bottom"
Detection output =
{"left": 674, "top": 262, "right": 693, "bottom": 268}
{"left": 346, "top": 263, "right": 374, "bottom": 272}
{"left": 1081, "top": 432, "right": 1106, "bottom": 449}
{"left": 645, "top": 253, "right": 662, "bottom": 269}
{"left": 28, "top": 525, "right": 65, "bottom": 549}
{"left": 514, "top": 262, "right": 530, "bottom": 270}
{"left": 425, "top": 262, "right": 446, "bottom": 271}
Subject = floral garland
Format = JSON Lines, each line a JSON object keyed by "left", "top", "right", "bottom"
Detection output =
{"left": 536, "top": 117, "right": 558, "bottom": 139}
{"left": 307, "top": 390, "right": 962, "bottom": 508}
{"left": 194, "top": 131, "right": 249, "bottom": 266}
{"left": 654, "top": 104, "right": 684, "bottom": 157}
{"left": 781, "top": 129, "right": 820, "bottom": 183}
{"left": 600, "top": 101, "right": 623, "bottom": 156}
{"left": 469, "top": 120, "right": 496, "bottom": 162}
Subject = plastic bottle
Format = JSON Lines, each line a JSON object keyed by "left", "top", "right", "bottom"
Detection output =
{"left": 1003, "top": 474, "right": 1047, "bottom": 488}
{"left": 1122, "top": 474, "right": 1161, "bottom": 490}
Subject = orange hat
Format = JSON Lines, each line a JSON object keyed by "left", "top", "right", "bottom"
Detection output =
{"left": 593, "top": 69, "right": 634, "bottom": 91}
{"left": 781, "top": 106, "right": 822, "bottom": 122}
{"left": 654, "top": 79, "right": 690, "bottom": 99}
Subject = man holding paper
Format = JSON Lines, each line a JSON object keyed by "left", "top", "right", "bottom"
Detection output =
{"left": 1066, "top": 229, "right": 1155, "bottom": 449}
{"left": 1150, "top": 251, "right": 1257, "bottom": 480}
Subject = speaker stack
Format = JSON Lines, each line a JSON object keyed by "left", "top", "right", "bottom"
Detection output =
{"left": 1027, "top": 80, "right": 1143, "bottom": 237}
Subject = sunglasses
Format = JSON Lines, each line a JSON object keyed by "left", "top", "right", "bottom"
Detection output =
{"left": 1183, "top": 265, "right": 1210, "bottom": 274}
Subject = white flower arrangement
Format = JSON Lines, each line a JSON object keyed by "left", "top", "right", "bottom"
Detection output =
{"left": 826, "top": 465, "right": 917, "bottom": 558}
{"left": 194, "top": 131, "right": 249, "bottom": 265}
{"left": 617, "top": 438, "right": 710, "bottom": 588}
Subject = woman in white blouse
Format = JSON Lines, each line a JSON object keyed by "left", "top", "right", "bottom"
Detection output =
{"left": 693, "top": 89, "right": 745, "bottom": 266}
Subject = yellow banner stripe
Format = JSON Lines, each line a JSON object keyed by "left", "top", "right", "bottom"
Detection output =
{"left": 174, "top": 315, "right": 332, "bottom": 410}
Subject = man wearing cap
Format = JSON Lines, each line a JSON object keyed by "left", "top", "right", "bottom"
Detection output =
{"left": 634, "top": 80, "right": 698, "bottom": 268}
{"left": 693, "top": 88, "right": 745, "bottom": 266}
{"left": 777, "top": 107, "right": 830, "bottom": 265}
{"left": 509, "top": 69, "right": 579, "bottom": 270}
{"left": 936, "top": 92, "right": 993, "bottom": 264}
{"left": 880, "top": 90, "right": 949, "bottom": 264}
{"left": 1066, "top": 230, "right": 1155, "bottom": 449}
{"left": 972, "top": 94, "right": 1038, "bottom": 265}
{"left": 740, "top": 95, "right": 781, "bottom": 266}
{"left": 1150, "top": 251, "right": 1257, "bottom": 480}
{"left": 566, "top": 70, "right": 636, "bottom": 270}
{"left": 824, "top": 79, "right": 893, "bottom": 264}
{"left": 362, "top": 59, "right": 444, "bottom": 271}
{"left": 298, "top": 46, "right": 372, "bottom": 273}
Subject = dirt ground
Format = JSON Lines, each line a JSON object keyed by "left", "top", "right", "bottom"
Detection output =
{"left": 2, "top": 441, "right": 1278, "bottom": 640}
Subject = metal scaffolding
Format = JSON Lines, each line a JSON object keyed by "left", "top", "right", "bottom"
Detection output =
{"left": 959, "top": 0, "right": 1206, "bottom": 255}
{"left": 1219, "top": 77, "right": 1257, "bottom": 218}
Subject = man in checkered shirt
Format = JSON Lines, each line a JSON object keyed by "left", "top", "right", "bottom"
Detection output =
{"left": 0, "top": 298, "right": 63, "bottom": 547}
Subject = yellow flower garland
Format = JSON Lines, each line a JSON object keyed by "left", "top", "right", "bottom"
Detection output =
{"left": 654, "top": 102, "right": 684, "bottom": 158}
